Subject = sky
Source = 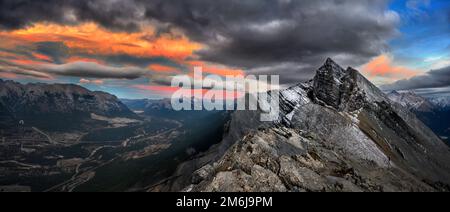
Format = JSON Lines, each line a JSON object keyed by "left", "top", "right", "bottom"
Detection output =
{"left": 0, "top": 0, "right": 449, "bottom": 99}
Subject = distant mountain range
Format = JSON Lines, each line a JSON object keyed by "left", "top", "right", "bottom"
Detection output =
{"left": 0, "top": 79, "right": 136, "bottom": 131}
{"left": 121, "top": 98, "right": 173, "bottom": 113}
{"left": 387, "top": 91, "right": 435, "bottom": 112}
{"left": 387, "top": 90, "right": 450, "bottom": 144}
{"left": 387, "top": 90, "right": 450, "bottom": 112}
{"left": 428, "top": 96, "right": 450, "bottom": 109}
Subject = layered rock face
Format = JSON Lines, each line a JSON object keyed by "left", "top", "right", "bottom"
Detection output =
{"left": 179, "top": 59, "right": 450, "bottom": 192}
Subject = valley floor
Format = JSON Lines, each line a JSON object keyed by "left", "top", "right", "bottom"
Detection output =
{"left": 0, "top": 112, "right": 226, "bottom": 192}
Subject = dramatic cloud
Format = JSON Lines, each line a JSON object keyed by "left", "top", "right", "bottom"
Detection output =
{"left": 362, "top": 54, "right": 419, "bottom": 84}
{"left": 0, "top": 0, "right": 145, "bottom": 31}
{"left": 381, "top": 65, "right": 450, "bottom": 91}
{"left": 0, "top": 0, "right": 400, "bottom": 85}
{"left": 140, "top": 0, "right": 400, "bottom": 83}
{"left": 0, "top": 59, "right": 150, "bottom": 79}
{"left": 1, "top": 22, "right": 201, "bottom": 60}
{"left": 0, "top": 65, "right": 53, "bottom": 79}
{"left": 0, "top": 21, "right": 202, "bottom": 82}
{"left": 36, "top": 62, "right": 151, "bottom": 79}
{"left": 149, "top": 64, "right": 182, "bottom": 74}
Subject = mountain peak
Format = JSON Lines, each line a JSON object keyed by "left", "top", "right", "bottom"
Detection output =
{"left": 389, "top": 90, "right": 400, "bottom": 95}
{"left": 324, "top": 57, "right": 338, "bottom": 65}
{"left": 322, "top": 58, "right": 344, "bottom": 71}
{"left": 313, "top": 58, "right": 352, "bottom": 109}
{"left": 311, "top": 59, "right": 389, "bottom": 111}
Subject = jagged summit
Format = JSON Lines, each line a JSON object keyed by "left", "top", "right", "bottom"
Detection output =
{"left": 314, "top": 58, "right": 349, "bottom": 109}
{"left": 312, "top": 58, "right": 382, "bottom": 111}
{"left": 324, "top": 57, "right": 343, "bottom": 68}
{"left": 388, "top": 90, "right": 400, "bottom": 96}
{"left": 316, "top": 58, "right": 347, "bottom": 78}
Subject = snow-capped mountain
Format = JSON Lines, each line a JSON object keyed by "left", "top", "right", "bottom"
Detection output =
{"left": 428, "top": 96, "right": 450, "bottom": 110}
{"left": 386, "top": 89, "right": 450, "bottom": 112}
{"left": 387, "top": 90, "right": 435, "bottom": 112}
{"left": 386, "top": 89, "right": 450, "bottom": 144}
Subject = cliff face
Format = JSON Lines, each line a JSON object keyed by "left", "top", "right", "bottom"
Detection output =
{"left": 178, "top": 59, "right": 450, "bottom": 192}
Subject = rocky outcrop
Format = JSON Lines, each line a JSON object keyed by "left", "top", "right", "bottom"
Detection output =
{"left": 178, "top": 58, "right": 450, "bottom": 192}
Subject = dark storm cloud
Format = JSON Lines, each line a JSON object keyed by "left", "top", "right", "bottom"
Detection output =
{"left": 1, "top": 41, "right": 186, "bottom": 79}
{"left": 102, "top": 54, "right": 183, "bottom": 69}
{"left": 0, "top": 0, "right": 64, "bottom": 29}
{"left": 35, "top": 42, "right": 70, "bottom": 64}
{"left": 1, "top": 41, "right": 69, "bottom": 64}
{"left": 38, "top": 62, "right": 150, "bottom": 79}
{"left": 139, "top": 0, "right": 400, "bottom": 83}
{"left": 246, "top": 62, "right": 316, "bottom": 85}
{"left": 381, "top": 66, "right": 450, "bottom": 91}
{"left": 0, "top": 0, "right": 144, "bottom": 31}
{"left": 0, "top": 0, "right": 400, "bottom": 84}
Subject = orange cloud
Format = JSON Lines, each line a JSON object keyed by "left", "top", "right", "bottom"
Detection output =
{"left": 32, "top": 53, "right": 52, "bottom": 62}
{"left": 149, "top": 64, "right": 182, "bottom": 74}
{"left": 135, "top": 85, "right": 181, "bottom": 93}
{"left": 186, "top": 61, "right": 244, "bottom": 77}
{"left": 0, "top": 51, "right": 24, "bottom": 60}
{"left": 362, "top": 55, "right": 419, "bottom": 82}
{"left": 1, "top": 22, "right": 202, "bottom": 60}
{"left": 9, "top": 59, "right": 46, "bottom": 66}
{"left": 0, "top": 22, "right": 249, "bottom": 85}
{"left": 0, "top": 72, "right": 18, "bottom": 79}
{"left": 66, "top": 56, "right": 104, "bottom": 64}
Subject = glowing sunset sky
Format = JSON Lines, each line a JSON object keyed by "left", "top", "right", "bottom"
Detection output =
{"left": 0, "top": 0, "right": 449, "bottom": 98}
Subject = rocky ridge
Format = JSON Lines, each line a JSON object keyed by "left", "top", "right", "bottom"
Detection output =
{"left": 175, "top": 58, "right": 450, "bottom": 192}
